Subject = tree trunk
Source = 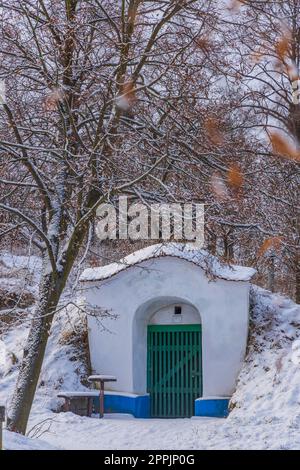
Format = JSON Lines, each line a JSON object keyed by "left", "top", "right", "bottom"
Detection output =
{"left": 7, "top": 224, "right": 88, "bottom": 434}
{"left": 223, "top": 233, "right": 234, "bottom": 261}
{"left": 7, "top": 268, "right": 62, "bottom": 434}
{"left": 267, "top": 253, "right": 275, "bottom": 293}
{"left": 207, "top": 232, "right": 217, "bottom": 255}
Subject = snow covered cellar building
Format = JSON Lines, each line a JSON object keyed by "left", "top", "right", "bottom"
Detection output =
{"left": 80, "top": 243, "right": 256, "bottom": 419}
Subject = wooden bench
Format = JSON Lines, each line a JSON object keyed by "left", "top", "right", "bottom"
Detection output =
{"left": 57, "top": 391, "right": 99, "bottom": 417}
{"left": 58, "top": 375, "right": 117, "bottom": 418}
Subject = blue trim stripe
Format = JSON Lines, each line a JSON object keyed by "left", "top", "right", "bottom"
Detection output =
{"left": 93, "top": 394, "right": 150, "bottom": 418}
{"left": 194, "top": 398, "right": 229, "bottom": 418}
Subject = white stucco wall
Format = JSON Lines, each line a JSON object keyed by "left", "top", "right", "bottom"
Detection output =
{"left": 83, "top": 256, "right": 250, "bottom": 397}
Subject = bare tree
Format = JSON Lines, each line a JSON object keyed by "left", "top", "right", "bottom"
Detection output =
{"left": 0, "top": 0, "right": 217, "bottom": 433}
{"left": 221, "top": 0, "right": 300, "bottom": 299}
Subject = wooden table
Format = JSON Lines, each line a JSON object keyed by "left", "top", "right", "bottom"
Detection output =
{"left": 88, "top": 375, "right": 117, "bottom": 418}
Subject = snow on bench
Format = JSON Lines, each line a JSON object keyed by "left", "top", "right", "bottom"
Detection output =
{"left": 88, "top": 375, "right": 117, "bottom": 382}
{"left": 57, "top": 391, "right": 99, "bottom": 398}
{"left": 58, "top": 390, "right": 145, "bottom": 398}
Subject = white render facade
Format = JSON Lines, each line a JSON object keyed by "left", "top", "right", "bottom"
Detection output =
{"left": 80, "top": 243, "right": 255, "bottom": 417}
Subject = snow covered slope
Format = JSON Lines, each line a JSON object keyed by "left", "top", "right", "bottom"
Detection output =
{"left": 229, "top": 286, "right": 300, "bottom": 424}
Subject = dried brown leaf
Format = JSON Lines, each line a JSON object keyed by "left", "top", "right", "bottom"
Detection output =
{"left": 275, "top": 34, "right": 290, "bottom": 61}
{"left": 117, "top": 79, "right": 136, "bottom": 111}
{"left": 204, "top": 117, "right": 224, "bottom": 145}
{"left": 258, "top": 237, "right": 282, "bottom": 257}
{"left": 269, "top": 131, "right": 300, "bottom": 161}
{"left": 227, "top": 164, "right": 244, "bottom": 189}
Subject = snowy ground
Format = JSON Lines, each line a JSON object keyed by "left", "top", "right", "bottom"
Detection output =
{"left": 4, "top": 430, "right": 59, "bottom": 450}
{"left": 1, "top": 252, "right": 300, "bottom": 450}
{"left": 7, "top": 411, "right": 300, "bottom": 450}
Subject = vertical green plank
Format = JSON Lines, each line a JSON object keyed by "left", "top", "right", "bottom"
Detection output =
{"left": 164, "top": 331, "right": 169, "bottom": 418}
{"left": 173, "top": 330, "right": 176, "bottom": 418}
{"left": 177, "top": 331, "right": 182, "bottom": 417}
{"left": 196, "top": 330, "right": 199, "bottom": 399}
{"left": 179, "top": 331, "right": 182, "bottom": 417}
{"left": 191, "top": 331, "right": 193, "bottom": 416}
{"left": 157, "top": 331, "right": 160, "bottom": 417}
{"left": 148, "top": 329, "right": 151, "bottom": 416}
{"left": 179, "top": 330, "right": 182, "bottom": 418}
{"left": 162, "top": 330, "right": 164, "bottom": 417}
{"left": 154, "top": 331, "right": 157, "bottom": 417}
{"left": 158, "top": 331, "right": 161, "bottom": 417}
{"left": 185, "top": 331, "right": 188, "bottom": 417}
{"left": 188, "top": 331, "right": 190, "bottom": 417}
{"left": 190, "top": 331, "right": 194, "bottom": 417}
{"left": 176, "top": 331, "right": 181, "bottom": 416}
{"left": 195, "top": 331, "right": 198, "bottom": 414}
{"left": 148, "top": 328, "right": 152, "bottom": 417}
{"left": 155, "top": 332, "right": 161, "bottom": 416}
{"left": 169, "top": 331, "right": 171, "bottom": 416}
{"left": 199, "top": 327, "right": 202, "bottom": 397}
{"left": 151, "top": 330, "right": 154, "bottom": 418}
{"left": 194, "top": 331, "right": 198, "bottom": 411}
{"left": 173, "top": 330, "right": 176, "bottom": 417}
{"left": 154, "top": 331, "right": 156, "bottom": 417}
{"left": 159, "top": 331, "right": 161, "bottom": 417}
{"left": 166, "top": 331, "right": 169, "bottom": 416}
{"left": 166, "top": 331, "right": 168, "bottom": 416}
{"left": 166, "top": 331, "right": 168, "bottom": 417}
{"left": 190, "top": 331, "right": 193, "bottom": 417}
{"left": 172, "top": 330, "right": 175, "bottom": 417}
{"left": 163, "top": 330, "right": 165, "bottom": 417}
{"left": 178, "top": 330, "right": 181, "bottom": 417}
{"left": 186, "top": 332, "right": 189, "bottom": 417}
{"left": 152, "top": 330, "right": 155, "bottom": 417}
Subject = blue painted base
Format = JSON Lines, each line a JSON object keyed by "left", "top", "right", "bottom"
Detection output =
{"left": 93, "top": 393, "right": 150, "bottom": 418}
{"left": 194, "top": 398, "right": 230, "bottom": 418}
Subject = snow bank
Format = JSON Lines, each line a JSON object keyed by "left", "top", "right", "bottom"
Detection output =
{"left": 3, "top": 430, "right": 59, "bottom": 450}
{"left": 80, "top": 242, "right": 256, "bottom": 283}
{"left": 229, "top": 286, "right": 300, "bottom": 425}
{"left": 0, "top": 252, "right": 41, "bottom": 294}
{"left": 0, "top": 304, "right": 90, "bottom": 413}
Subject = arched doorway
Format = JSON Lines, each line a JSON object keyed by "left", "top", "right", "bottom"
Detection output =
{"left": 133, "top": 297, "right": 202, "bottom": 418}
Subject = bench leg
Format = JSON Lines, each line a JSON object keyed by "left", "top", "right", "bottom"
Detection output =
{"left": 87, "top": 397, "right": 93, "bottom": 417}
{"left": 64, "top": 398, "right": 71, "bottom": 412}
{"left": 99, "top": 382, "right": 104, "bottom": 418}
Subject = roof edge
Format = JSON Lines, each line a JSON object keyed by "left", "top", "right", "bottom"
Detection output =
{"left": 80, "top": 243, "right": 256, "bottom": 284}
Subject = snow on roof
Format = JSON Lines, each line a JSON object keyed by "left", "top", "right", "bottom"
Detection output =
{"left": 80, "top": 243, "right": 256, "bottom": 283}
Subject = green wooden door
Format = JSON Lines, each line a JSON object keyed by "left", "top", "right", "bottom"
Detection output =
{"left": 147, "top": 324, "right": 202, "bottom": 418}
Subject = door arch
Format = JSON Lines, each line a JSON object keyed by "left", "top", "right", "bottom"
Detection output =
{"left": 132, "top": 296, "right": 202, "bottom": 416}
